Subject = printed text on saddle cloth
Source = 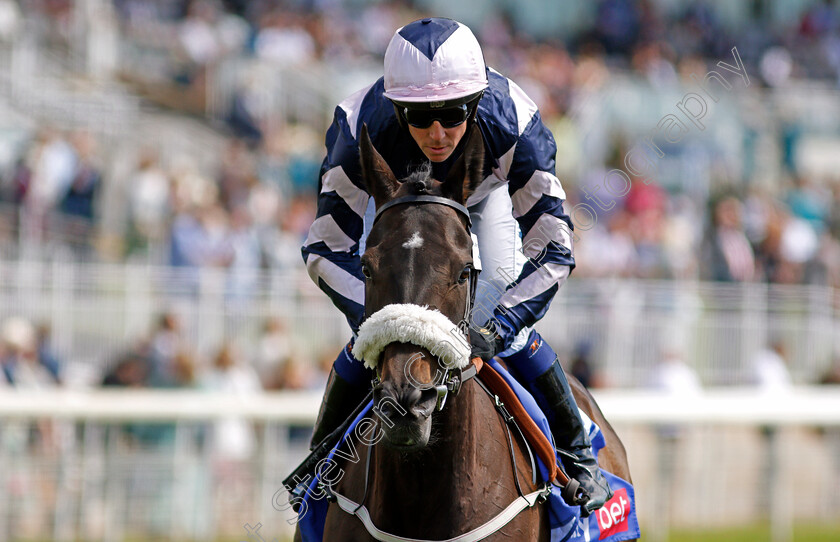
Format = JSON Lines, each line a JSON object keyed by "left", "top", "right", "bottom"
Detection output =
{"left": 596, "top": 488, "right": 631, "bottom": 540}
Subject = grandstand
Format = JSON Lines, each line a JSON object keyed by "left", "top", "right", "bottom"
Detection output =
{"left": 0, "top": 1, "right": 839, "bottom": 541}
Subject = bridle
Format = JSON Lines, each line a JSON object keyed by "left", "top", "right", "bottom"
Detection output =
{"left": 370, "top": 194, "right": 482, "bottom": 410}
{"left": 372, "top": 194, "right": 480, "bottom": 322}
{"left": 325, "top": 195, "right": 554, "bottom": 542}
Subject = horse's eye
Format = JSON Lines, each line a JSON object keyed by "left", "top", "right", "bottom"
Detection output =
{"left": 458, "top": 266, "right": 471, "bottom": 284}
{"left": 362, "top": 264, "right": 372, "bottom": 279}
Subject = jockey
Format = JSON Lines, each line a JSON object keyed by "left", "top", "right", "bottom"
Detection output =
{"left": 301, "top": 17, "right": 612, "bottom": 514}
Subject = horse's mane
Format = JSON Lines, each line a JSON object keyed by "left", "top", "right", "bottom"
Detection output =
{"left": 403, "top": 163, "right": 435, "bottom": 195}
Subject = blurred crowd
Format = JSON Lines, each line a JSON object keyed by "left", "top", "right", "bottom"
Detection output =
{"left": 0, "top": 308, "right": 336, "bottom": 537}
{"left": 572, "top": 175, "right": 840, "bottom": 286}
{"left": 1, "top": 311, "right": 333, "bottom": 394}
{"left": 0, "top": 309, "right": 335, "bottom": 454}
{"left": 0, "top": 0, "right": 839, "bottom": 289}
{"left": 4, "top": 3, "right": 840, "bottom": 537}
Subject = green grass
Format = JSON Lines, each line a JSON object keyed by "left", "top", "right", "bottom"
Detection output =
{"left": 182, "top": 523, "right": 840, "bottom": 542}
{"left": 666, "top": 523, "right": 840, "bottom": 542}
{"left": 18, "top": 524, "right": 840, "bottom": 542}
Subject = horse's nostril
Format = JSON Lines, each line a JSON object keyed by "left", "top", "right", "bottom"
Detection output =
{"left": 404, "top": 385, "right": 422, "bottom": 407}
{"left": 373, "top": 383, "right": 433, "bottom": 423}
{"left": 375, "top": 397, "right": 399, "bottom": 420}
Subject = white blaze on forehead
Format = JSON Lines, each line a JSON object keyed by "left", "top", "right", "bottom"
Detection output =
{"left": 353, "top": 304, "right": 471, "bottom": 370}
{"left": 402, "top": 232, "right": 424, "bottom": 249}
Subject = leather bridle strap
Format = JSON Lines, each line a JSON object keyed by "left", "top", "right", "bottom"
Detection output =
{"left": 330, "top": 486, "right": 550, "bottom": 542}
{"left": 373, "top": 195, "right": 472, "bottom": 227}
{"left": 370, "top": 193, "right": 481, "bottom": 350}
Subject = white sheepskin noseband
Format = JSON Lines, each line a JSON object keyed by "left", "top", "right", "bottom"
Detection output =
{"left": 353, "top": 304, "right": 471, "bottom": 370}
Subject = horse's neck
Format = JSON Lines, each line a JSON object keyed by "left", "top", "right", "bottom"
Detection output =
{"left": 370, "top": 381, "right": 508, "bottom": 527}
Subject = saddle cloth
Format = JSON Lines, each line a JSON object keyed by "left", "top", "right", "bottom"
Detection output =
{"left": 293, "top": 360, "right": 640, "bottom": 542}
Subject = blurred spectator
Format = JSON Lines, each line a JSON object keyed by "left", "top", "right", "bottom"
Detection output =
{"left": 275, "top": 359, "right": 314, "bottom": 391}
{"left": 58, "top": 132, "right": 102, "bottom": 252}
{"left": 647, "top": 347, "right": 703, "bottom": 396}
{"left": 702, "top": 196, "right": 755, "bottom": 282}
{"left": 646, "top": 344, "right": 701, "bottom": 525}
{"left": 0, "top": 352, "right": 7, "bottom": 388}
{"left": 226, "top": 206, "right": 262, "bottom": 299}
{"left": 749, "top": 339, "right": 793, "bottom": 513}
{"left": 227, "top": 82, "right": 264, "bottom": 145}
{"left": 662, "top": 195, "right": 701, "bottom": 279}
{"left": 636, "top": 215, "right": 669, "bottom": 278}
{"left": 772, "top": 205, "right": 820, "bottom": 284}
{"left": 102, "top": 350, "right": 151, "bottom": 388}
{"left": 820, "top": 357, "right": 840, "bottom": 385}
{"left": 101, "top": 347, "right": 175, "bottom": 447}
{"left": 1, "top": 317, "right": 60, "bottom": 388}
{"left": 255, "top": 130, "right": 292, "bottom": 198}
{"left": 34, "top": 323, "right": 62, "bottom": 385}
{"left": 127, "top": 150, "right": 171, "bottom": 253}
{"left": 283, "top": 125, "right": 322, "bottom": 195}
{"left": 785, "top": 176, "right": 829, "bottom": 234}
{"left": 0, "top": 0, "right": 21, "bottom": 42}
{"left": 22, "top": 129, "right": 78, "bottom": 243}
{"left": 59, "top": 132, "right": 101, "bottom": 221}
{"left": 818, "top": 356, "right": 840, "bottom": 526}
{"left": 218, "top": 140, "right": 257, "bottom": 209}
{"left": 569, "top": 341, "right": 601, "bottom": 389}
{"left": 799, "top": 0, "right": 839, "bottom": 40}
{"left": 148, "top": 311, "right": 185, "bottom": 386}
{"left": 7, "top": 156, "right": 32, "bottom": 204}
{"left": 169, "top": 205, "right": 205, "bottom": 267}
{"left": 677, "top": 0, "right": 725, "bottom": 57}
{"left": 254, "top": 12, "right": 316, "bottom": 66}
{"left": 312, "top": 346, "right": 335, "bottom": 392}
{"left": 170, "top": 350, "right": 198, "bottom": 388}
{"left": 200, "top": 343, "right": 261, "bottom": 460}
{"left": 169, "top": 203, "right": 234, "bottom": 269}
{"left": 253, "top": 316, "right": 291, "bottom": 389}
{"left": 631, "top": 41, "right": 678, "bottom": 87}
{"left": 749, "top": 340, "right": 792, "bottom": 392}
{"left": 175, "top": 1, "right": 224, "bottom": 86}
{"left": 576, "top": 210, "right": 638, "bottom": 278}
{"left": 593, "top": 0, "right": 641, "bottom": 55}
{"left": 263, "top": 200, "right": 312, "bottom": 271}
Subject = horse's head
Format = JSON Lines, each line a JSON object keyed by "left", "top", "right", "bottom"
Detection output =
{"left": 354, "top": 123, "right": 484, "bottom": 450}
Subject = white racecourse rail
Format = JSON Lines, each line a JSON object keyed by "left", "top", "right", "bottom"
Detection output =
{"left": 1, "top": 387, "right": 839, "bottom": 425}
{"left": 1, "top": 260, "right": 839, "bottom": 388}
{"left": 0, "top": 388, "right": 839, "bottom": 542}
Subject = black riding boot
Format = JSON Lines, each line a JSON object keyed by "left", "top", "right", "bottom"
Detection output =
{"left": 528, "top": 358, "right": 613, "bottom": 515}
{"left": 310, "top": 367, "right": 371, "bottom": 450}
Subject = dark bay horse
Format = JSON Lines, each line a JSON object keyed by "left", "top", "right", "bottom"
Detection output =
{"left": 297, "top": 124, "right": 634, "bottom": 541}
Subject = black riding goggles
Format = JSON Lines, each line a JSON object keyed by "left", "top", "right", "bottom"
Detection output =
{"left": 402, "top": 103, "right": 471, "bottom": 129}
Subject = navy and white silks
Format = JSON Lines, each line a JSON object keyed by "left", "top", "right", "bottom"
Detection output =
{"left": 301, "top": 68, "right": 575, "bottom": 355}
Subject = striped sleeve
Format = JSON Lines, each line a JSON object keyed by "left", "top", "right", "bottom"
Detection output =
{"left": 493, "top": 81, "right": 575, "bottom": 346}
{"left": 301, "top": 88, "right": 371, "bottom": 332}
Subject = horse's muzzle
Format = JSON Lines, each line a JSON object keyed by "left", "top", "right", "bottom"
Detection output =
{"left": 373, "top": 380, "right": 436, "bottom": 449}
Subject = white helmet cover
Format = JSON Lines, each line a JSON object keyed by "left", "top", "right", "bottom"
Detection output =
{"left": 384, "top": 18, "right": 488, "bottom": 103}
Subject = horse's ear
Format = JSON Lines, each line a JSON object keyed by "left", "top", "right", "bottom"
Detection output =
{"left": 359, "top": 123, "right": 400, "bottom": 208}
{"left": 441, "top": 124, "right": 484, "bottom": 205}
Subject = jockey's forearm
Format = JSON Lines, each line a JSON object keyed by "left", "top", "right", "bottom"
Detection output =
{"left": 492, "top": 263, "right": 571, "bottom": 348}
{"left": 301, "top": 248, "right": 366, "bottom": 332}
